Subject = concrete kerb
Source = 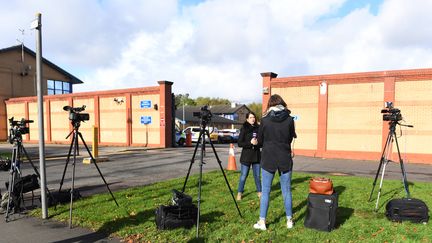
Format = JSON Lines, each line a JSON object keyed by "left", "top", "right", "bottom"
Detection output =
{"left": 0, "top": 143, "right": 164, "bottom": 161}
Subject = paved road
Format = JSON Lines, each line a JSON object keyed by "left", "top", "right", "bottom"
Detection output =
{"left": 0, "top": 143, "right": 430, "bottom": 242}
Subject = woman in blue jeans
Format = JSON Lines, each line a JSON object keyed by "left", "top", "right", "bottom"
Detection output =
{"left": 236, "top": 112, "right": 261, "bottom": 200}
{"left": 252, "top": 94, "right": 297, "bottom": 230}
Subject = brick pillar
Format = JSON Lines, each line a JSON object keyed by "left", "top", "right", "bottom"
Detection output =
{"left": 46, "top": 99, "right": 52, "bottom": 142}
{"left": 158, "top": 81, "right": 174, "bottom": 148}
{"left": 125, "top": 93, "right": 132, "bottom": 146}
{"left": 261, "top": 72, "right": 278, "bottom": 114}
{"left": 382, "top": 76, "right": 396, "bottom": 155}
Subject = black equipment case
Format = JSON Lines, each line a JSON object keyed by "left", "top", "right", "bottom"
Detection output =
{"left": 155, "top": 204, "right": 197, "bottom": 230}
{"left": 155, "top": 190, "right": 197, "bottom": 230}
{"left": 304, "top": 192, "right": 338, "bottom": 232}
{"left": 386, "top": 198, "right": 429, "bottom": 223}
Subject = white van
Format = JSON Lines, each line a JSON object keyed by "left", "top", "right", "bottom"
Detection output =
{"left": 183, "top": 126, "right": 219, "bottom": 143}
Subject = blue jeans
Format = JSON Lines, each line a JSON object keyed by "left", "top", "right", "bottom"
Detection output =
{"left": 259, "top": 169, "right": 292, "bottom": 220}
{"left": 237, "top": 163, "right": 262, "bottom": 193}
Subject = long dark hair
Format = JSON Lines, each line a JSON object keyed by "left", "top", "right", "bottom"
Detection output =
{"left": 244, "top": 112, "right": 258, "bottom": 126}
{"left": 267, "top": 94, "right": 287, "bottom": 108}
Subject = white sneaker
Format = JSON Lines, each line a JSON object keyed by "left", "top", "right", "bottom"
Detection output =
{"left": 287, "top": 218, "right": 294, "bottom": 229}
{"left": 253, "top": 220, "right": 267, "bottom": 231}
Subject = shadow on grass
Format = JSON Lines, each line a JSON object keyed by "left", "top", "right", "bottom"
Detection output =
{"left": 98, "top": 208, "right": 155, "bottom": 234}
{"left": 292, "top": 198, "right": 308, "bottom": 222}
{"left": 292, "top": 176, "right": 310, "bottom": 186}
{"left": 334, "top": 185, "right": 346, "bottom": 195}
{"left": 49, "top": 208, "right": 154, "bottom": 243}
{"left": 51, "top": 232, "right": 115, "bottom": 243}
{"left": 336, "top": 206, "right": 354, "bottom": 228}
{"left": 200, "top": 210, "right": 224, "bottom": 223}
{"left": 270, "top": 198, "right": 308, "bottom": 225}
{"left": 187, "top": 237, "right": 206, "bottom": 243}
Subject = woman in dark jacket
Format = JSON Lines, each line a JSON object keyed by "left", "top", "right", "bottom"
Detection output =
{"left": 236, "top": 112, "right": 261, "bottom": 200}
{"left": 253, "top": 94, "right": 296, "bottom": 231}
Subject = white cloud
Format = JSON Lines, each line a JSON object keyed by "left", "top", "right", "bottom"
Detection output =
{"left": 1, "top": 0, "right": 432, "bottom": 103}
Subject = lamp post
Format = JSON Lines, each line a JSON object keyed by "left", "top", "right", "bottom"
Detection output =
{"left": 31, "top": 12, "right": 48, "bottom": 219}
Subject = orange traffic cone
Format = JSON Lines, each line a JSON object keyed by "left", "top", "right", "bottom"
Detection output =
{"left": 227, "top": 143, "right": 237, "bottom": 171}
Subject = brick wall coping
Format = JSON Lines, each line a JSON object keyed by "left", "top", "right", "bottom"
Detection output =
{"left": 272, "top": 68, "right": 432, "bottom": 83}
{"left": 5, "top": 86, "right": 160, "bottom": 104}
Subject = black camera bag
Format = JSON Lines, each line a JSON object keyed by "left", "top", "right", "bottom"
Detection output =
{"left": 155, "top": 204, "right": 197, "bottom": 230}
{"left": 304, "top": 192, "right": 338, "bottom": 232}
{"left": 48, "top": 190, "right": 82, "bottom": 206}
{"left": 6, "top": 174, "right": 40, "bottom": 194}
{"left": 0, "top": 158, "right": 11, "bottom": 171}
{"left": 386, "top": 198, "right": 429, "bottom": 223}
{"left": 171, "top": 189, "right": 192, "bottom": 207}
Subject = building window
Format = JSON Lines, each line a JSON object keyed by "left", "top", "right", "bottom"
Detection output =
{"left": 47, "top": 80, "right": 72, "bottom": 95}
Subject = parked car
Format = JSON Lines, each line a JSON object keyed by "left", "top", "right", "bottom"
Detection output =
{"left": 175, "top": 128, "right": 186, "bottom": 146}
{"left": 183, "top": 126, "right": 219, "bottom": 143}
{"left": 218, "top": 129, "right": 240, "bottom": 143}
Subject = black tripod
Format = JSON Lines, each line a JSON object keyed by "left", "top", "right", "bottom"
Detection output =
{"left": 5, "top": 132, "right": 49, "bottom": 222}
{"left": 369, "top": 120, "right": 413, "bottom": 210}
{"left": 58, "top": 116, "right": 119, "bottom": 228}
{"left": 182, "top": 118, "right": 242, "bottom": 238}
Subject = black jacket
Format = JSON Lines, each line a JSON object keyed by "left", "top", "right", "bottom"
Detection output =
{"left": 238, "top": 123, "right": 261, "bottom": 165}
{"left": 258, "top": 108, "right": 296, "bottom": 173}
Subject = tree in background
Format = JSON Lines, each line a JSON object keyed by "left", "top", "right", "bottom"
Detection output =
{"left": 247, "top": 102, "right": 262, "bottom": 121}
{"left": 195, "top": 97, "right": 231, "bottom": 106}
{"left": 174, "top": 93, "right": 196, "bottom": 108}
{"left": 174, "top": 94, "right": 262, "bottom": 121}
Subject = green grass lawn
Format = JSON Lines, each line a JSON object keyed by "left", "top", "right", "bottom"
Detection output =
{"left": 32, "top": 170, "right": 431, "bottom": 242}
{"left": 0, "top": 152, "right": 11, "bottom": 158}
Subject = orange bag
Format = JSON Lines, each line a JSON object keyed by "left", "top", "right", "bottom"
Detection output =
{"left": 309, "top": 177, "right": 334, "bottom": 195}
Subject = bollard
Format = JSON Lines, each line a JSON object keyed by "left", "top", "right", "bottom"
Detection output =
{"left": 83, "top": 126, "right": 108, "bottom": 163}
{"left": 185, "top": 132, "right": 192, "bottom": 147}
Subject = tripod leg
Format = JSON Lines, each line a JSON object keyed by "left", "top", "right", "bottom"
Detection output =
{"left": 77, "top": 132, "right": 119, "bottom": 207}
{"left": 369, "top": 132, "right": 392, "bottom": 201}
{"left": 375, "top": 160, "right": 388, "bottom": 211}
{"left": 182, "top": 130, "right": 203, "bottom": 192}
{"left": 21, "top": 146, "right": 40, "bottom": 177}
{"left": 59, "top": 133, "right": 76, "bottom": 192}
{"left": 5, "top": 147, "right": 18, "bottom": 222}
{"left": 393, "top": 134, "right": 410, "bottom": 198}
{"left": 196, "top": 132, "right": 205, "bottom": 238}
{"left": 69, "top": 131, "right": 79, "bottom": 228}
{"left": 205, "top": 130, "right": 242, "bottom": 217}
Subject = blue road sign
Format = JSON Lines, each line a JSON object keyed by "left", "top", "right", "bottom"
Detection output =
{"left": 141, "top": 116, "right": 152, "bottom": 125}
{"left": 140, "top": 100, "right": 152, "bottom": 109}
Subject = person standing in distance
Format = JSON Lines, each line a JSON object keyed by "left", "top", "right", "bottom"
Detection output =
{"left": 236, "top": 112, "right": 262, "bottom": 200}
{"left": 252, "top": 94, "right": 297, "bottom": 231}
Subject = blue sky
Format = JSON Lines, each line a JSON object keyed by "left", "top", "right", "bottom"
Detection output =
{"left": 1, "top": 0, "right": 431, "bottom": 103}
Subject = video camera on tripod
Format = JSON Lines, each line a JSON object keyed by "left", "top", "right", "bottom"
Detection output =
{"left": 381, "top": 102, "right": 402, "bottom": 122}
{"left": 193, "top": 105, "right": 212, "bottom": 124}
{"left": 8, "top": 117, "right": 33, "bottom": 144}
{"left": 63, "top": 105, "right": 90, "bottom": 123}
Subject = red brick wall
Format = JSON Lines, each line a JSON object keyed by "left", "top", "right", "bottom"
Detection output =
{"left": 5, "top": 82, "right": 174, "bottom": 148}
{"left": 263, "top": 68, "right": 432, "bottom": 164}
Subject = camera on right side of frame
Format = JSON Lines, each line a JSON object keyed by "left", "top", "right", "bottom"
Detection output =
{"left": 381, "top": 101, "right": 402, "bottom": 122}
